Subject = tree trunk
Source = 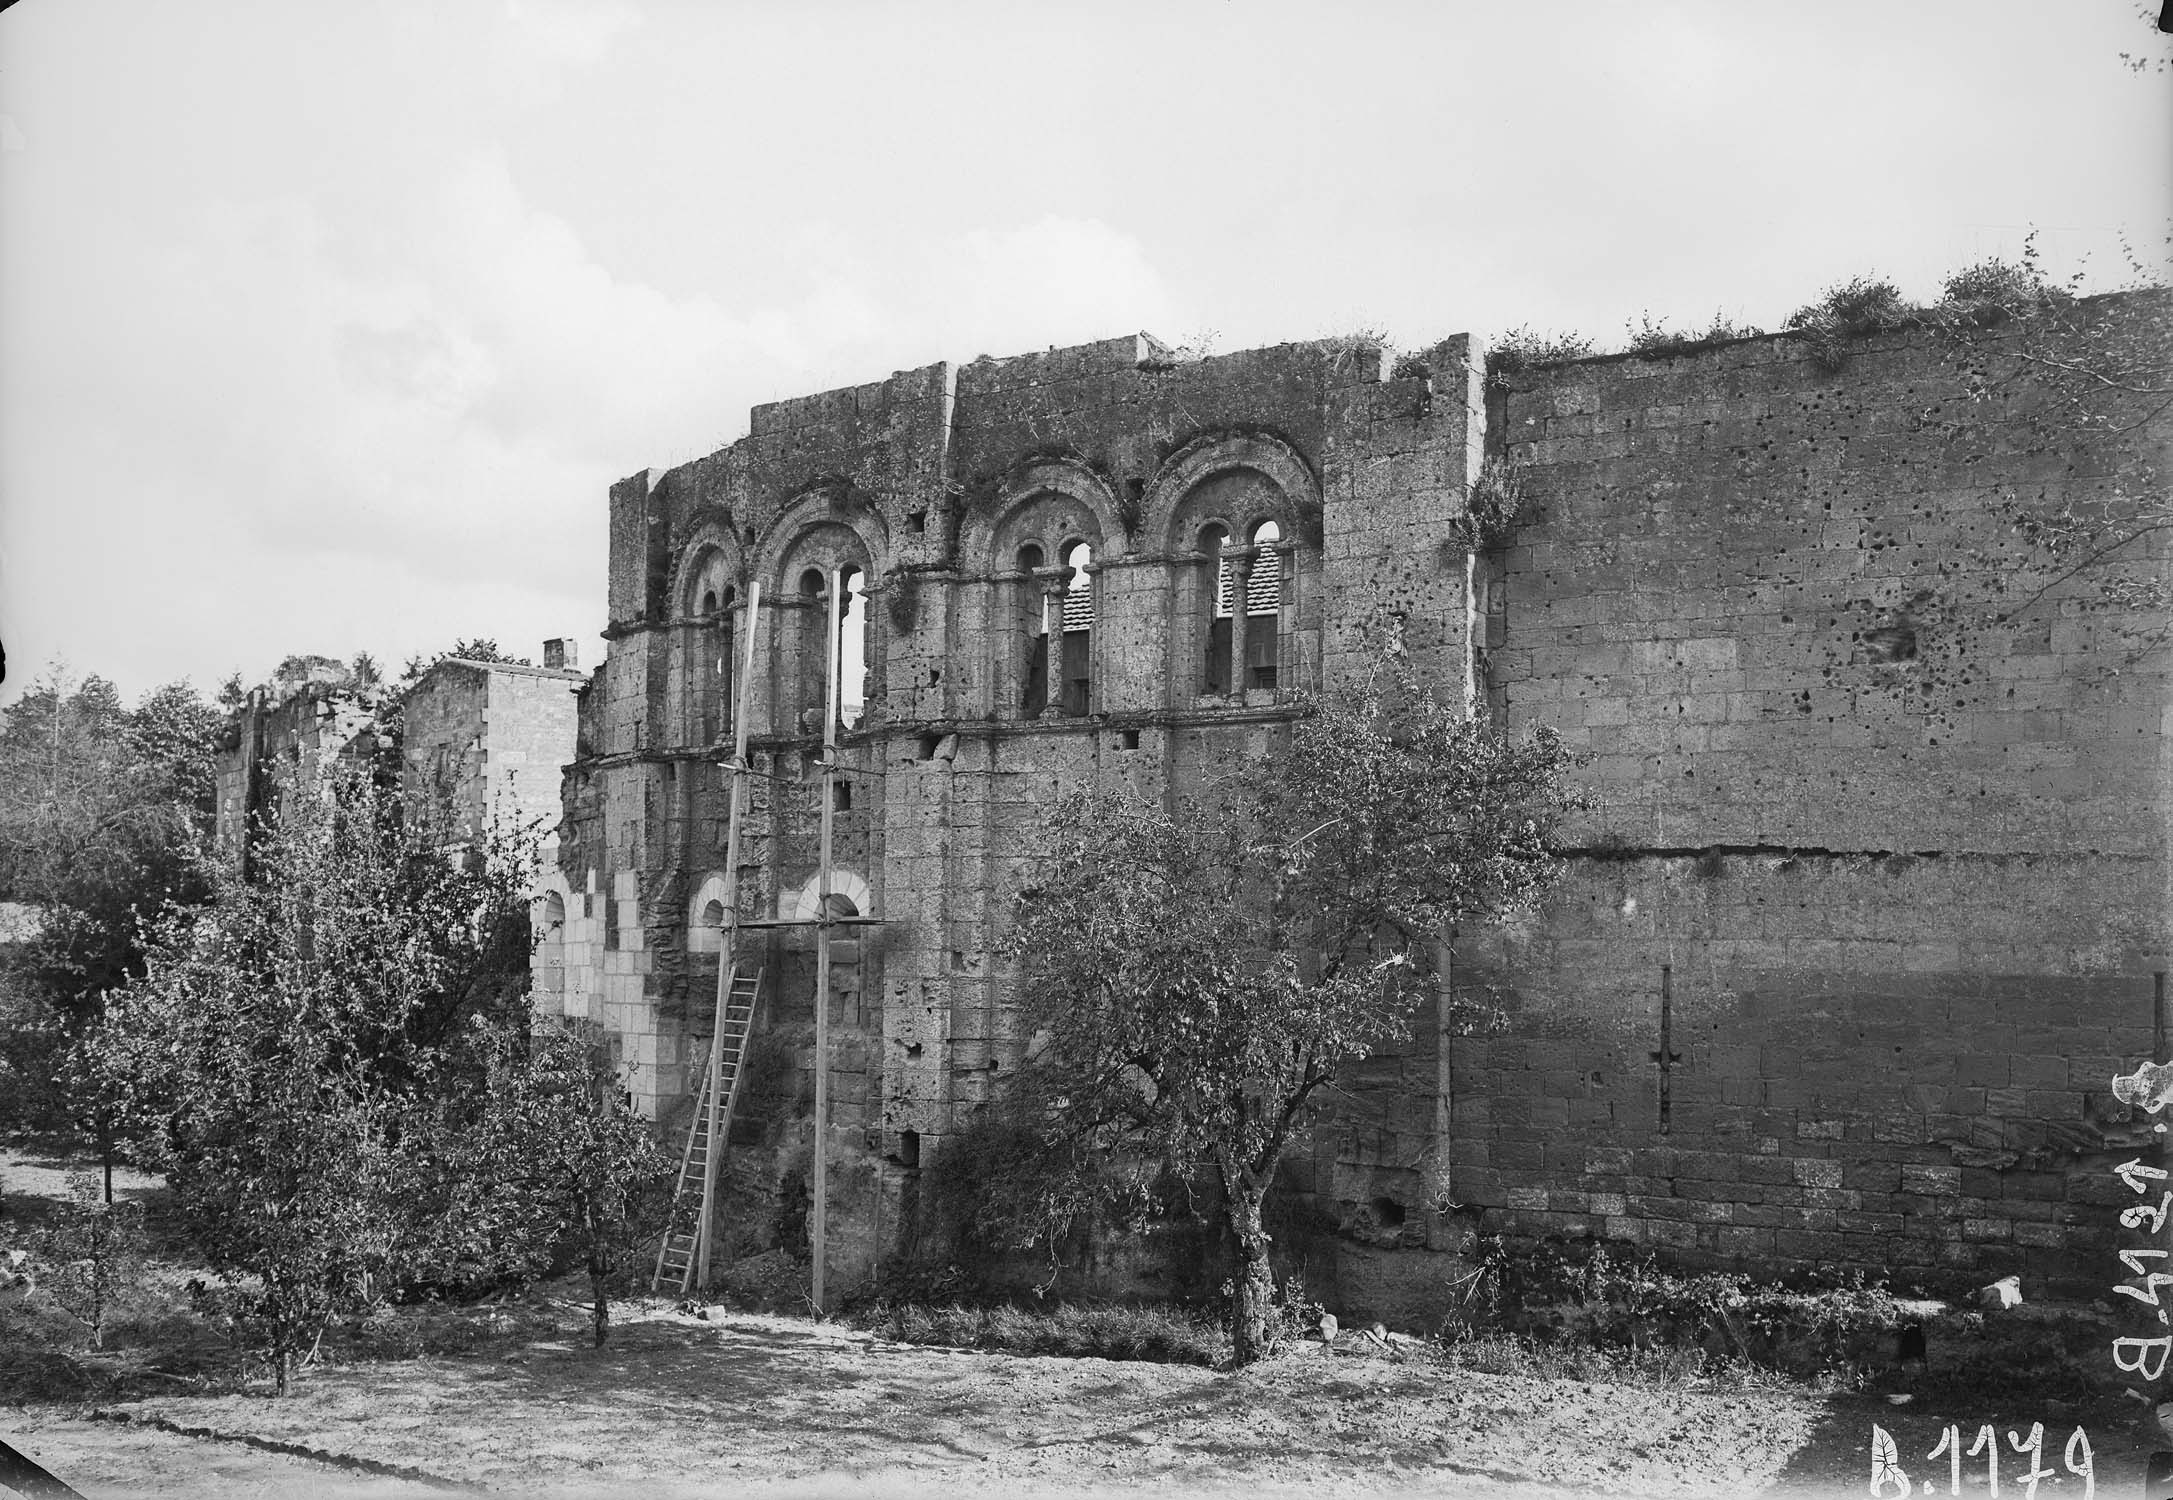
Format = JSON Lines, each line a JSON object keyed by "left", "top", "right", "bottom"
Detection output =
{"left": 589, "top": 1252, "right": 610, "bottom": 1348}
{"left": 1225, "top": 1182, "right": 1278, "bottom": 1366}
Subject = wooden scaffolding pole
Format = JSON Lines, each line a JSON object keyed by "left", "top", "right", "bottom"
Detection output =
{"left": 695, "top": 579, "right": 764, "bottom": 1291}
{"left": 812, "top": 567, "right": 843, "bottom": 1315}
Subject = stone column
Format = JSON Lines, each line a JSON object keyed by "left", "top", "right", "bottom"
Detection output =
{"left": 1228, "top": 551, "right": 1256, "bottom": 699}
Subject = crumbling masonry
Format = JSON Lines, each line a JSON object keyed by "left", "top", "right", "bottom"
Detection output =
{"left": 544, "top": 308, "right": 2169, "bottom": 1319}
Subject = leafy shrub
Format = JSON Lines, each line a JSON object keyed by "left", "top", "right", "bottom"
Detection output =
{"left": 1785, "top": 276, "right": 1923, "bottom": 370}
{"left": 1457, "top": 456, "right": 1529, "bottom": 549}
{"left": 1931, "top": 257, "right": 2070, "bottom": 328}
{"left": 27, "top": 1172, "right": 148, "bottom": 1349}
{"left": 847, "top": 1299, "right": 1229, "bottom": 1366}
{"left": 1443, "top": 1237, "right": 1910, "bottom": 1380}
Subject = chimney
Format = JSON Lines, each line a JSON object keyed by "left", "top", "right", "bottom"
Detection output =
{"left": 544, "top": 638, "right": 577, "bottom": 671}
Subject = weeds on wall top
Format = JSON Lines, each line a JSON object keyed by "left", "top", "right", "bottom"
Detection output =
{"left": 1783, "top": 276, "right": 1922, "bottom": 371}
{"left": 1625, "top": 312, "right": 1765, "bottom": 360}
{"left": 1484, "top": 327, "right": 1598, "bottom": 391}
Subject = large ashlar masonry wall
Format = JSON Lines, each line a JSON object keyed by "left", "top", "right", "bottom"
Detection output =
{"left": 1427, "top": 318, "right": 2170, "bottom": 1302}
{"left": 549, "top": 306, "right": 2167, "bottom": 1312}
{"left": 552, "top": 332, "right": 1485, "bottom": 1289}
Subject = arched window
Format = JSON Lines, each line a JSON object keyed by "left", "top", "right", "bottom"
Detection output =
{"left": 1018, "top": 543, "right": 1049, "bottom": 716}
{"left": 696, "top": 586, "right": 735, "bottom": 744}
{"left": 798, "top": 568, "right": 829, "bottom": 731}
{"left": 1058, "top": 541, "right": 1093, "bottom": 716}
{"left": 1245, "top": 520, "right": 1281, "bottom": 691}
{"left": 1200, "top": 523, "right": 1232, "bottom": 695}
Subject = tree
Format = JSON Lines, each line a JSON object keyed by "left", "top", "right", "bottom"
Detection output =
{"left": 0, "top": 665, "right": 222, "bottom": 1135}
{"left": 1010, "top": 675, "right": 1583, "bottom": 1363}
{"left": 27, "top": 1170, "right": 148, "bottom": 1350}
{"left": 456, "top": 1022, "right": 675, "bottom": 1347}
{"left": 91, "top": 759, "right": 541, "bottom": 1391}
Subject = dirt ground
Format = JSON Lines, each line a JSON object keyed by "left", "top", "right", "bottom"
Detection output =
{"left": 3, "top": 1139, "right": 2158, "bottom": 1500}
{"left": 2, "top": 1302, "right": 2156, "bottom": 1500}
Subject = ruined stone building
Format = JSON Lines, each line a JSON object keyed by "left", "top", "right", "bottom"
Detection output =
{"left": 540, "top": 302, "right": 2168, "bottom": 1316}
{"left": 216, "top": 645, "right": 585, "bottom": 881}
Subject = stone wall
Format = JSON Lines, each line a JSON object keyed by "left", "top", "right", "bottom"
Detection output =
{"left": 402, "top": 657, "right": 584, "bottom": 866}
{"left": 1423, "top": 315, "right": 2170, "bottom": 1296}
{"left": 553, "top": 331, "right": 1486, "bottom": 1288}
{"left": 212, "top": 684, "right": 382, "bottom": 869}
{"left": 552, "top": 302, "right": 2168, "bottom": 1310}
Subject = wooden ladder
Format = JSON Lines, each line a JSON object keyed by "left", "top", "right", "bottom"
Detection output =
{"left": 652, "top": 963, "right": 763, "bottom": 1295}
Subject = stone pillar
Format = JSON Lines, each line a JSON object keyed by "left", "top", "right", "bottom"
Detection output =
{"left": 1228, "top": 552, "right": 1255, "bottom": 699}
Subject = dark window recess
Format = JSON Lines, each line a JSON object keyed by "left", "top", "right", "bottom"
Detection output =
{"left": 906, "top": 510, "right": 927, "bottom": 534}
{"left": 1205, "top": 617, "right": 1233, "bottom": 694}
{"left": 917, "top": 733, "right": 941, "bottom": 761}
{"left": 833, "top": 780, "right": 852, "bottom": 811}
{"left": 1121, "top": 728, "right": 1141, "bottom": 750}
{"left": 1372, "top": 1197, "right": 1407, "bottom": 1228}
{"left": 1060, "top": 630, "right": 1091, "bottom": 716}
{"left": 1022, "top": 636, "right": 1050, "bottom": 715}
{"left": 897, "top": 1129, "right": 921, "bottom": 1169}
{"left": 1245, "top": 628, "right": 1278, "bottom": 691}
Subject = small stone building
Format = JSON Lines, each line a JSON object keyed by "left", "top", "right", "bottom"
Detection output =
{"left": 216, "top": 645, "right": 584, "bottom": 889}
{"left": 544, "top": 306, "right": 2169, "bottom": 1314}
{"left": 401, "top": 645, "right": 588, "bottom": 870}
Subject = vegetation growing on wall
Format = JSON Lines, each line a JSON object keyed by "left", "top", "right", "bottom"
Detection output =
{"left": 1484, "top": 327, "right": 1598, "bottom": 390}
{"left": 1624, "top": 311, "right": 1765, "bottom": 360}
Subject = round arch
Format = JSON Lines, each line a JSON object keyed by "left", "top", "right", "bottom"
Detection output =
{"left": 750, "top": 480, "right": 890, "bottom": 586}
{"left": 667, "top": 514, "right": 748, "bottom": 623}
{"left": 1140, "top": 431, "right": 1320, "bottom": 555}
{"left": 781, "top": 868, "right": 874, "bottom": 922}
{"left": 686, "top": 871, "right": 732, "bottom": 954}
{"left": 959, "top": 458, "right": 1126, "bottom": 574}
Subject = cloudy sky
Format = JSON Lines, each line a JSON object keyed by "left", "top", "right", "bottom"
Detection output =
{"left": 1, "top": 0, "right": 2165, "bottom": 707}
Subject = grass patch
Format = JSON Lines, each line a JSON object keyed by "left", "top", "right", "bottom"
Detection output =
{"left": 847, "top": 1299, "right": 1229, "bottom": 1366}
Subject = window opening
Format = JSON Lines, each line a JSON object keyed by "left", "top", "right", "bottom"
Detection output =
{"left": 1019, "top": 543, "right": 1049, "bottom": 716}
{"left": 1059, "top": 541, "right": 1093, "bottom": 716}
{"left": 833, "top": 779, "right": 852, "bottom": 811}
{"left": 693, "top": 581, "right": 735, "bottom": 747}
{"left": 836, "top": 565, "right": 868, "bottom": 731}
{"left": 538, "top": 892, "right": 566, "bottom": 1001}
{"left": 1201, "top": 523, "right": 1233, "bottom": 695}
{"left": 1245, "top": 520, "right": 1281, "bottom": 691}
{"left": 713, "top": 586, "right": 736, "bottom": 744}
